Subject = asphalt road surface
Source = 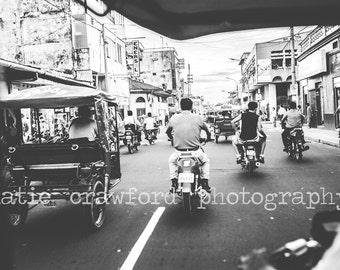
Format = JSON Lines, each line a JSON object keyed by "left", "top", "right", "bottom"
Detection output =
{"left": 12, "top": 126, "right": 340, "bottom": 270}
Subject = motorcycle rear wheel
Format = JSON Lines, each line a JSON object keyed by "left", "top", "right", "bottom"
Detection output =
{"left": 183, "top": 193, "right": 193, "bottom": 216}
{"left": 296, "top": 145, "right": 303, "bottom": 161}
{"left": 247, "top": 162, "right": 254, "bottom": 176}
{"left": 128, "top": 144, "right": 134, "bottom": 154}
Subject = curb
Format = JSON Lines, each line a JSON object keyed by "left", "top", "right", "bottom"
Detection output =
{"left": 304, "top": 136, "right": 340, "bottom": 148}
{"left": 263, "top": 124, "right": 340, "bottom": 148}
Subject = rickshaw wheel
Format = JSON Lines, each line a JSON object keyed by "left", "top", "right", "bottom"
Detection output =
{"left": 1, "top": 160, "right": 28, "bottom": 228}
{"left": 8, "top": 203, "right": 29, "bottom": 228}
{"left": 85, "top": 178, "right": 106, "bottom": 231}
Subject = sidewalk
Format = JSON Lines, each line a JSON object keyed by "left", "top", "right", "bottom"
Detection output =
{"left": 263, "top": 122, "right": 340, "bottom": 148}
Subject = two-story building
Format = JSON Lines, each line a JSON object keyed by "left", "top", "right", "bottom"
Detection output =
{"left": 239, "top": 41, "right": 298, "bottom": 119}
{"left": 297, "top": 25, "right": 340, "bottom": 129}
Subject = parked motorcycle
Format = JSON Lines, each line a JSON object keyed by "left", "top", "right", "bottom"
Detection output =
{"left": 123, "top": 125, "right": 139, "bottom": 154}
{"left": 285, "top": 128, "right": 309, "bottom": 161}
{"left": 176, "top": 139, "right": 210, "bottom": 216}
{"left": 240, "top": 139, "right": 261, "bottom": 176}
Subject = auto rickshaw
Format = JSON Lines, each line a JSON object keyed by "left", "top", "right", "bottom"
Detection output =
{"left": 0, "top": 84, "right": 121, "bottom": 231}
{"left": 213, "top": 106, "right": 241, "bottom": 143}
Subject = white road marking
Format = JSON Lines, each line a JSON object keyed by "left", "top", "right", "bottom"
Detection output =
{"left": 120, "top": 207, "right": 165, "bottom": 270}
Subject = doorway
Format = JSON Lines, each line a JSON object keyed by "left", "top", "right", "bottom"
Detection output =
{"left": 309, "top": 89, "right": 322, "bottom": 126}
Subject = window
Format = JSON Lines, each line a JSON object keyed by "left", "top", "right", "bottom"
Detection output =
{"left": 333, "top": 41, "right": 338, "bottom": 49}
{"left": 271, "top": 59, "right": 283, "bottom": 69}
{"left": 117, "top": 44, "right": 122, "bottom": 64}
{"left": 112, "top": 42, "right": 117, "bottom": 61}
{"left": 106, "top": 41, "right": 111, "bottom": 58}
{"left": 136, "top": 97, "right": 146, "bottom": 103}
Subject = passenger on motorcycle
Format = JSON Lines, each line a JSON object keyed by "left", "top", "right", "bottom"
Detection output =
{"left": 144, "top": 112, "right": 157, "bottom": 139}
{"left": 166, "top": 98, "right": 212, "bottom": 193}
{"left": 231, "top": 101, "right": 266, "bottom": 164}
{"left": 124, "top": 110, "right": 142, "bottom": 144}
{"left": 281, "top": 101, "right": 306, "bottom": 152}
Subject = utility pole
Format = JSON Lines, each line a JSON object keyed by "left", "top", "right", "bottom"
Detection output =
{"left": 187, "top": 63, "right": 193, "bottom": 96}
{"left": 290, "top": 26, "right": 298, "bottom": 105}
{"left": 102, "top": 24, "right": 110, "bottom": 92}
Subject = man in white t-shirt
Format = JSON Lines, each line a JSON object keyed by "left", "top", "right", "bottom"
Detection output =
{"left": 124, "top": 110, "right": 142, "bottom": 143}
{"left": 144, "top": 112, "right": 157, "bottom": 139}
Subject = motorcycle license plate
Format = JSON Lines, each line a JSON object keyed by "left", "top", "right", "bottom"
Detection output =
{"left": 247, "top": 150, "right": 255, "bottom": 156}
{"left": 178, "top": 173, "right": 194, "bottom": 183}
{"left": 43, "top": 200, "right": 56, "bottom": 207}
{"left": 125, "top": 135, "right": 132, "bottom": 139}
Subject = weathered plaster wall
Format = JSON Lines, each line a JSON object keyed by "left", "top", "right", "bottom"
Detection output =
{"left": 0, "top": 0, "right": 73, "bottom": 72}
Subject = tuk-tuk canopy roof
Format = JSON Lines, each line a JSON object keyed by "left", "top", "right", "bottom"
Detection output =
{"left": 0, "top": 84, "right": 117, "bottom": 109}
{"left": 97, "top": 0, "right": 340, "bottom": 40}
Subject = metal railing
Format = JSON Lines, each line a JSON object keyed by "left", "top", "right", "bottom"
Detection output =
{"left": 300, "top": 25, "right": 340, "bottom": 52}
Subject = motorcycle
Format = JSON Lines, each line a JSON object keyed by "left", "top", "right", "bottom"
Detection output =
{"left": 286, "top": 128, "right": 309, "bottom": 161}
{"left": 123, "top": 124, "right": 139, "bottom": 154}
{"left": 176, "top": 139, "right": 209, "bottom": 216}
{"left": 145, "top": 128, "right": 157, "bottom": 145}
{"left": 240, "top": 139, "right": 261, "bottom": 176}
{"left": 238, "top": 210, "right": 340, "bottom": 270}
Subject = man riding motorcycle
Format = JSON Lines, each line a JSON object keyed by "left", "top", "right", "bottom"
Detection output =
{"left": 231, "top": 101, "right": 266, "bottom": 164}
{"left": 166, "top": 98, "right": 212, "bottom": 193}
{"left": 124, "top": 110, "right": 142, "bottom": 144}
{"left": 144, "top": 112, "right": 157, "bottom": 139}
{"left": 281, "top": 101, "right": 306, "bottom": 152}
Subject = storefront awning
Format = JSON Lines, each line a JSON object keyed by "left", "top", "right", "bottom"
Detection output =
{"left": 129, "top": 79, "right": 173, "bottom": 97}
{"left": 0, "top": 84, "right": 116, "bottom": 109}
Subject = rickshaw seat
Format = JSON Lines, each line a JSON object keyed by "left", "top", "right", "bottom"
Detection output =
{"left": 11, "top": 139, "right": 102, "bottom": 165}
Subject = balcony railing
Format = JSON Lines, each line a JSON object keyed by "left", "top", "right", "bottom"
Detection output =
{"left": 300, "top": 25, "right": 340, "bottom": 52}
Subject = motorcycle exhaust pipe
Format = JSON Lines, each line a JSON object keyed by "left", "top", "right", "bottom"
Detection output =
{"left": 255, "top": 162, "right": 260, "bottom": 167}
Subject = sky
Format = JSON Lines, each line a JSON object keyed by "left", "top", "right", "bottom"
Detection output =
{"left": 124, "top": 20, "right": 311, "bottom": 104}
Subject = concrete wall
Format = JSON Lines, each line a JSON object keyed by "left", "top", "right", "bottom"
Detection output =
{"left": 140, "top": 50, "right": 177, "bottom": 90}
{"left": 0, "top": 0, "right": 73, "bottom": 72}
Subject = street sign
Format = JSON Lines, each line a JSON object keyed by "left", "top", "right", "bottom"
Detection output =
{"left": 290, "top": 83, "right": 298, "bottom": 95}
{"left": 187, "top": 74, "right": 193, "bottom": 83}
{"left": 256, "top": 93, "right": 262, "bottom": 100}
{"left": 178, "top": 58, "right": 185, "bottom": 69}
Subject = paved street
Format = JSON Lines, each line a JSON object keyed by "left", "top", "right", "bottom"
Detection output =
{"left": 13, "top": 127, "right": 340, "bottom": 270}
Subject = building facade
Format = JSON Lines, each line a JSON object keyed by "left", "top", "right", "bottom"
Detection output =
{"left": 297, "top": 25, "right": 340, "bottom": 129}
{"left": 129, "top": 79, "right": 171, "bottom": 123}
{"left": 239, "top": 41, "right": 299, "bottom": 118}
{"left": 0, "top": 0, "right": 129, "bottom": 113}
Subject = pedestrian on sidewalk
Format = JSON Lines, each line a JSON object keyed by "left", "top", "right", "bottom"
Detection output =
{"left": 271, "top": 107, "right": 277, "bottom": 127}
{"left": 306, "top": 103, "right": 313, "bottom": 128}
{"left": 334, "top": 99, "right": 340, "bottom": 138}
